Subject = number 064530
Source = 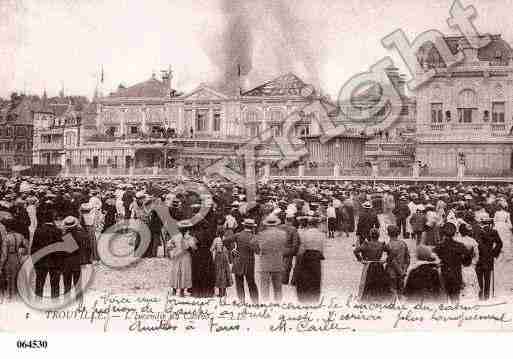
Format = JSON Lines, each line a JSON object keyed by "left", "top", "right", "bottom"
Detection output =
{"left": 16, "top": 339, "right": 48, "bottom": 349}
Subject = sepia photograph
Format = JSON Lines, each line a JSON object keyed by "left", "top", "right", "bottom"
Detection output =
{"left": 1, "top": 0, "right": 513, "bottom": 354}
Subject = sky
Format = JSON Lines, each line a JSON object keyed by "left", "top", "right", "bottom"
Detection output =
{"left": 2, "top": 0, "right": 513, "bottom": 100}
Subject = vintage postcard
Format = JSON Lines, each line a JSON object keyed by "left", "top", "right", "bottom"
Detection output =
{"left": 1, "top": 0, "right": 513, "bottom": 350}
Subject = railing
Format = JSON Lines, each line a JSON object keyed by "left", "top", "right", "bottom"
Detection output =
{"left": 270, "top": 166, "right": 299, "bottom": 176}
{"left": 133, "top": 167, "right": 154, "bottom": 175}
{"left": 304, "top": 165, "right": 333, "bottom": 176}
{"left": 379, "top": 167, "right": 413, "bottom": 177}
{"left": 339, "top": 167, "right": 372, "bottom": 176}
{"left": 491, "top": 123, "right": 506, "bottom": 131}
{"left": 38, "top": 142, "right": 63, "bottom": 150}
{"left": 430, "top": 124, "right": 445, "bottom": 131}
{"left": 450, "top": 123, "right": 484, "bottom": 131}
{"left": 65, "top": 166, "right": 180, "bottom": 177}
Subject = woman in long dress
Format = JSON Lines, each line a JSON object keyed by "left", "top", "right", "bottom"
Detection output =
{"left": 354, "top": 228, "right": 392, "bottom": 302}
{"left": 456, "top": 222, "right": 479, "bottom": 300}
{"left": 404, "top": 244, "right": 444, "bottom": 303}
{"left": 493, "top": 203, "right": 512, "bottom": 261}
{"left": 0, "top": 217, "right": 29, "bottom": 300}
{"left": 293, "top": 216, "right": 325, "bottom": 303}
{"left": 167, "top": 220, "right": 196, "bottom": 297}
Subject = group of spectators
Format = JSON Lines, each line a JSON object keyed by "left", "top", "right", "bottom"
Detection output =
{"left": 0, "top": 177, "right": 511, "bottom": 305}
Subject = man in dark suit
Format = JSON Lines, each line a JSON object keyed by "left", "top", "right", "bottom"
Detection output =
{"left": 61, "top": 216, "right": 90, "bottom": 295}
{"left": 434, "top": 222, "right": 472, "bottom": 303}
{"left": 474, "top": 217, "right": 502, "bottom": 300}
{"left": 31, "top": 209, "right": 64, "bottom": 298}
{"left": 224, "top": 219, "right": 259, "bottom": 304}
{"left": 356, "top": 201, "right": 380, "bottom": 244}
{"left": 393, "top": 196, "right": 411, "bottom": 239}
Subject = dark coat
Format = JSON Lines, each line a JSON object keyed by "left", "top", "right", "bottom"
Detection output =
{"left": 434, "top": 239, "right": 471, "bottom": 294}
{"left": 410, "top": 212, "right": 426, "bottom": 233}
{"left": 224, "top": 229, "right": 258, "bottom": 276}
{"left": 190, "top": 222, "right": 215, "bottom": 296}
{"left": 11, "top": 205, "right": 30, "bottom": 239}
{"left": 356, "top": 209, "right": 380, "bottom": 240}
{"left": 404, "top": 263, "right": 443, "bottom": 302}
{"left": 62, "top": 228, "right": 91, "bottom": 268}
{"left": 475, "top": 227, "right": 503, "bottom": 271}
{"left": 393, "top": 201, "right": 411, "bottom": 219}
{"left": 31, "top": 223, "right": 64, "bottom": 269}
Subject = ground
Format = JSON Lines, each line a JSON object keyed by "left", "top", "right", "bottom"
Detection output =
{"left": 84, "top": 214, "right": 513, "bottom": 301}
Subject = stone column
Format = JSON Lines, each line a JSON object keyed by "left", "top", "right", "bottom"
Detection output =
{"left": 62, "top": 156, "right": 70, "bottom": 177}
{"left": 128, "top": 156, "right": 134, "bottom": 176}
{"left": 371, "top": 162, "right": 379, "bottom": 178}
{"left": 153, "top": 160, "right": 159, "bottom": 176}
{"left": 333, "top": 164, "right": 340, "bottom": 177}
{"left": 298, "top": 164, "right": 305, "bottom": 177}
{"left": 412, "top": 161, "right": 420, "bottom": 178}
{"left": 209, "top": 107, "right": 213, "bottom": 134}
{"left": 264, "top": 163, "right": 271, "bottom": 178}
{"left": 178, "top": 164, "right": 184, "bottom": 178}
{"left": 457, "top": 153, "right": 466, "bottom": 179}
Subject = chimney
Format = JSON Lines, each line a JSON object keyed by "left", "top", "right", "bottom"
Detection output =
{"left": 161, "top": 66, "right": 174, "bottom": 97}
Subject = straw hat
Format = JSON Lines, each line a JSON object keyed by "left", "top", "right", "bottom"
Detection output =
{"left": 177, "top": 220, "right": 193, "bottom": 228}
{"left": 62, "top": 216, "right": 80, "bottom": 230}
{"left": 80, "top": 203, "right": 92, "bottom": 212}
{"left": 242, "top": 218, "right": 257, "bottom": 227}
{"left": 262, "top": 215, "right": 281, "bottom": 226}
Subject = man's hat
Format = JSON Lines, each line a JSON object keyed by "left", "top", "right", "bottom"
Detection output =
{"left": 177, "top": 220, "right": 193, "bottom": 228}
{"left": 80, "top": 203, "right": 92, "bottom": 212}
{"left": 262, "top": 215, "right": 281, "bottom": 226}
{"left": 242, "top": 218, "right": 257, "bottom": 227}
{"left": 362, "top": 201, "right": 372, "bottom": 209}
{"left": 63, "top": 216, "right": 80, "bottom": 230}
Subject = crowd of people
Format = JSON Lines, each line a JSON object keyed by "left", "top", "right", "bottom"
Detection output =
{"left": 0, "top": 176, "right": 511, "bottom": 305}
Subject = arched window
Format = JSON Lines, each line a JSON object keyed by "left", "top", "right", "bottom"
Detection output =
{"left": 457, "top": 89, "right": 478, "bottom": 123}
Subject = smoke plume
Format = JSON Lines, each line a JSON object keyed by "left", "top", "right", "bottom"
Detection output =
{"left": 201, "top": 0, "right": 322, "bottom": 95}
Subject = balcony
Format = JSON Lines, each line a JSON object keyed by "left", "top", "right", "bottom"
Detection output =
{"left": 490, "top": 123, "right": 508, "bottom": 136}
{"left": 38, "top": 142, "right": 64, "bottom": 151}
{"left": 450, "top": 123, "right": 484, "bottom": 131}
{"left": 67, "top": 165, "right": 180, "bottom": 177}
{"left": 430, "top": 124, "right": 445, "bottom": 131}
{"left": 39, "top": 127, "right": 64, "bottom": 135}
{"left": 304, "top": 165, "right": 333, "bottom": 176}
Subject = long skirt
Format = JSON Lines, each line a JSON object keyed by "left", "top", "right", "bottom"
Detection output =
{"left": 3, "top": 255, "right": 22, "bottom": 299}
{"left": 191, "top": 248, "right": 216, "bottom": 297}
{"left": 169, "top": 253, "right": 192, "bottom": 289}
{"left": 404, "top": 263, "right": 445, "bottom": 303}
{"left": 295, "top": 250, "right": 324, "bottom": 303}
{"left": 357, "top": 262, "right": 392, "bottom": 302}
{"left": 460, "top": 266, "right": 479, "bottom": 301}
{"left": 496, "top": 224, "right": 512, "bottom": 260}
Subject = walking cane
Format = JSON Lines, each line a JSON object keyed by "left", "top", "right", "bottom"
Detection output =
{"left": 492, "top": 268, "right": 495, "bottom": 298}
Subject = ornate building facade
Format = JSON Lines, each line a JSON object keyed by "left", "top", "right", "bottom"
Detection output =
{"left": 40, "top": 72, "right": 369, "bottom": 178}
{"left": 415, "top": 34, "right": 513, "bottom": 177}
{"left": 0, "top": 97, "right": 34, "bottom": 176}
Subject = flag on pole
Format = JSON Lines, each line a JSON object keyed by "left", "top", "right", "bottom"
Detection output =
{"left": 101, "top": 65, "right": 104, "bottom": 83}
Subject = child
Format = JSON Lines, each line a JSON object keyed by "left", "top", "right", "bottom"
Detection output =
{"left": 211, "top": 237, "right": 232, "bottom": 297}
